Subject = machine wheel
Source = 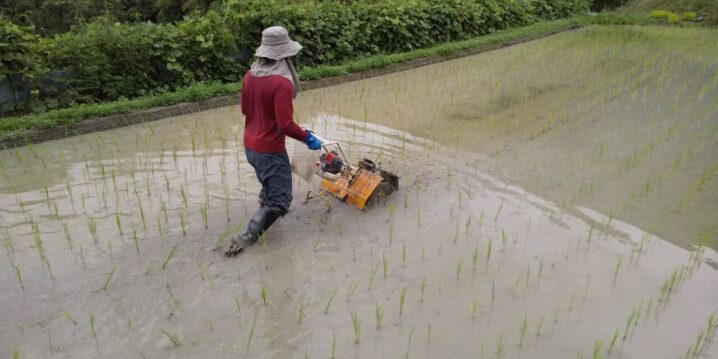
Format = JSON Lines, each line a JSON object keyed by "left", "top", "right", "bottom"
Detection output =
{"left": 358, "top": 158, "right": 377, "bottom": 171}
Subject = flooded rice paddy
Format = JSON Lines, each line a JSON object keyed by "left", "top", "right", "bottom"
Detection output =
{"left": 1, "top": 26, "right": 717, "bottom": 358}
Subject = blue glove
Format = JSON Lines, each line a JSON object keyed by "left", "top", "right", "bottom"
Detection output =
{"left": 304, "top": 131, "right": 322, "bottom": 150}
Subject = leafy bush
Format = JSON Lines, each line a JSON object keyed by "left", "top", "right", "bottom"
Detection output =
{"left": 176, "top": 11, "right": 243, "bottom": 82}
{"left": 228, "top": 0, "right": 589, "bottom": 66}
{"left": 0, "top": 17, "right": 47, "bottom": 115}
{"left": 683, "top": 12, "right": 698, "bottom": 21}
{"left": 591, "top": 0, "right": 630, "bottom": 10}
{"left": 649, "top": 9, "right": 687, "bottom": 24}
{"left": 45, "top": 19, "right": 185, "bottom": 100}
{"left": 650, "top": 10, "right": 673, "bottom": 19}
{"left": 532, "top": 0, "right": 592, "bottom": 18}
{"left": 667, "top": 12, "right": 681, "bottom": 23}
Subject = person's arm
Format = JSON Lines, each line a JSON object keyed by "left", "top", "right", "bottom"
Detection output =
{"left": 240, "top": 73, "right": 249, "bottom": 115}
{"left": 274, "top": 81, "right": 307, "bottom": 141}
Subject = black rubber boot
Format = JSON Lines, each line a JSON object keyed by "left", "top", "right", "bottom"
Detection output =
{"left": 225, "top": 206, "right": 281, "bottom": 257}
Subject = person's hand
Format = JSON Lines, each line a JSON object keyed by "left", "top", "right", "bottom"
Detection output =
{"left": 304, "top": 131, "right": 322, "bottom": 150}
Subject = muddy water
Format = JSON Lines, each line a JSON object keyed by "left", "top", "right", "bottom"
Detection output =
{"left": 1, "top": 26, "right": 718, "bottom": 358}
{"left": 297, "top": 25, "right": 718, "bottom": 252}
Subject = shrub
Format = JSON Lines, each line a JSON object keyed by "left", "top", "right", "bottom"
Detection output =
{"left": 683, "top": 12, "right": 697, "bottom": 21}
{"left": 44, "top": 18, "right": 185, "bottom": 100}
{"left": 0, "top": 16, "right": 45, "bottom": 114}
{"left": 176, "top": 12, "right": 243, "bottom": 82}
{"left": 650, "top": 10, "right": 673, "bottom": 19}
{"left": 667, "top": 12, "right": 681, "bottom": 24}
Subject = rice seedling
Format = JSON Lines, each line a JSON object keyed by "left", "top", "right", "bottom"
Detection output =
{"left": 200, "top": 203, "right": 209, "bottom": 229}
{"left": 472, "top": 246, "right": 479, "bottom": 270}
{"left": 313, "top": 234, "right": 321, "bottom": 251}
{"left": 456, "top": 260, "right": 463, "bottom": 280}
{"left": 406, "top": 325, "right": 415, "bottom": 358}
{"left": 491, "top": 281, "right": 495, "bottom": 306}
{"left": 583, "top": 275, "right": 591, "bottom": 300}
{"left": 387, "top": 203, "right": 396, "bottom": 223}
{"left": 471, "top": 298, "right": 479, "bottom": 318}
{"left": 179, "top": 210, "right": 187, "bottom": 236}
{"left": 525, "top": 265, "right": 531, "bottom": 288}
{"left": 89, "top": 311, "right": 98, "bottom": 346}
{"left": 592, "top": 340, "right": 602, "bottom": 359}
{"left": 31, "top": 221, "right": 54, "bottom": 280}
{"left": 401, "top": 241, "right": 406, "bottom": 268}
{"left": 87, "top": 216, "right": 97, "bottom": 243}
{"left": 399, "top": 286, "right": 408, "bottom": 315}
{"left": 159, "top": 328, "right": 181, "bottom": 347}
{"left": 368, "top": 261, "right": 379, "bottom": 289}
{"left": 261, "top": 286, "right": 268, "bottom": 305}
{"left": 79, "top": 245, "right": 86, "bottom": 270}
{"left": 131, "top": 225, "right": 139, "bottom": 253}
{"left": 246, "top": 313, "right": 257, "bottom": 352}
{"left": 607, "top": 327, "right": 619, "bottom": 354}
{"left": 494, "top": 200, "right": 504, "bottom": 221}
{"left": 297, "top": 293, "right": 306, "bottom": 325}
{"left": 519, "top": 315, "right": 528, "bottom": 346}
{"left": 331, "top": 331, "right": 336, "bottom": 358}
{"left": 420, "top": 276, "right": 426, "bottom": 302}
{"left": 11, "top": 262, "right": 24, "bottom": 289}
{"left": 223, "top": 183, "right": 231, "bottom": 222}
{"left": 350, "top": 310, "right": 361, "bottom": 344}
{"left": 383, "top": 252, "right": 388, "bottom": 278}
{"left": 622, "top": 309, "right": 638, "bottom": 340}
{"left": 375, "top": 302, "right": 384, "bottom": 329}
{"left": 95, "top": 267, "right": 116, "bottom": 292}
{"left": 416, "top": 207, "right": 421, "bottom": 228}
{"left": 112, "top": 212, "right": 123, "bottom": 236}
{"left": 486, "top": 240, "right": 493, "bottom": 262}
{"left": 496, "top": 333, "right": 505, "bottom": 359}
{"left": 325, "top": 286, "right": 338, "bottom": 314}
{"left": 613, "top": 256, "right": 623, "bottom": 285}
{"left": 685, "top": 311, "right": 718, "bottom": 357}
{"left": 162, "top": 245, "right": 178, "bottom": 270}
{"left": 346, "top": 280, "right": 359, "bottom": 303}
{"left": 426, "top": 323, "right": 432, "bottom": 344}
{"left": 180, "top": 185, "right": 189, "bottom": 210}
{"left": 63, "top": 309, "right": 77, "bottom": 325}
{"left": 535, "top": 315, "right": 545, "bottom": 337}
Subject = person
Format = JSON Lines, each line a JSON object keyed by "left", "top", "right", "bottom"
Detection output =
{"left": 225, "top": 26, "right": 322, "bottom": 257}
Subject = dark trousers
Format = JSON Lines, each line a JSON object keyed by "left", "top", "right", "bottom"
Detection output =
{"left": 245, "top": 149, "right": 293, "bottom": 215}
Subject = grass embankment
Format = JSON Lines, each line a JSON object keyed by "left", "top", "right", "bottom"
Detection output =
{"left": 0, "top": 18, "right": 580, "bottom": 144}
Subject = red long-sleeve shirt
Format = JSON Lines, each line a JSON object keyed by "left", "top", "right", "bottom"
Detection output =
{"left": 241, "top": 72, "right": 307, "bottom": 153}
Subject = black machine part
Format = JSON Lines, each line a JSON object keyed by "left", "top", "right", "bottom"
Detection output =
{"left": 320, "top": 151, "right": 345, "bottom": 174}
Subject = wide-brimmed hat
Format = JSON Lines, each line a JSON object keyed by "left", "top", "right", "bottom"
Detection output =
{"left": 254, "top": 26, "right": 302, "bottom": 60}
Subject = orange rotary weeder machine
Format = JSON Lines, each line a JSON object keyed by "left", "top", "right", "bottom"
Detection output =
{"left": 304, "top": 133, "right": 399, "bottom": 209}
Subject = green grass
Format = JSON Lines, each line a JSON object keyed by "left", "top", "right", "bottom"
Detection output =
{"left": 0, "top": 18, "right": 581, "bottom": 142}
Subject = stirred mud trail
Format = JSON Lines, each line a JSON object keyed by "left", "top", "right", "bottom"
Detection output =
{"left": 1, "top": 26, "right": 717, "bottom": 358}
